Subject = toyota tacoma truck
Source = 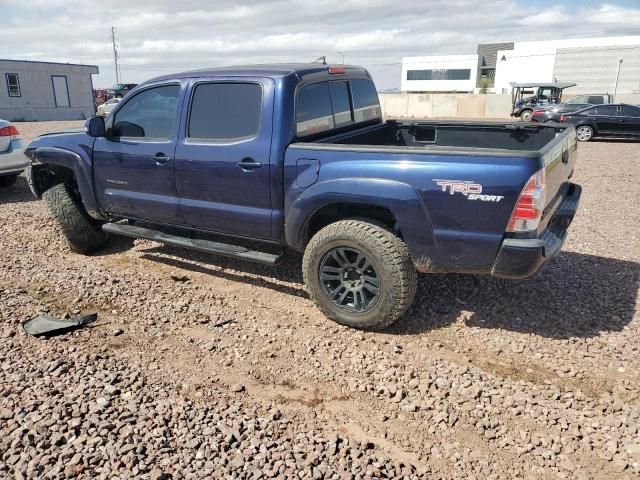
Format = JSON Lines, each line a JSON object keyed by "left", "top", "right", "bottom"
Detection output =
{"left": 24, "top": 64, "right": 581, "bottom": 330}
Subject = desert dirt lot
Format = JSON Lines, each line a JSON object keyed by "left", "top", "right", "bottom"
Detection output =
{"left": 0, "top": 121, "right": 639, "bottom": 479}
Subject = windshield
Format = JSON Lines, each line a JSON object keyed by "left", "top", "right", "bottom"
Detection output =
{"left": 109, "top": 84, "right": 125, "bottom": 90}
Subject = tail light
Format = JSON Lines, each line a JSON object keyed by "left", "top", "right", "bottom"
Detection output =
{"left": 559, "top": 114, "right": 567, "bottom": 122}
{"left": 0, "top": 125, "right": 20, "bottom": 140}
{"left": 328, "top": 66, "right": 346, "bottom": 74}
{"left": 506, "top": 168, "right": 546, "bottom": 233}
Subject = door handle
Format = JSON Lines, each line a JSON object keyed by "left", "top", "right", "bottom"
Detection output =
{"left": 237, "top": 157, "right": 262, "bottom": 172}
{"left": 152, "top": 153, "right": 172, "bottom": 165}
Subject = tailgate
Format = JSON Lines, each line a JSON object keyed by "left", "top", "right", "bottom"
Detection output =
{"left": 538, "top": 128, "right": 578, "bottom": 231}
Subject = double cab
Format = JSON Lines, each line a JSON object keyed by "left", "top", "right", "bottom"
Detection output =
{"left": 25, "top": 64, "right": 581, "bottom": 330}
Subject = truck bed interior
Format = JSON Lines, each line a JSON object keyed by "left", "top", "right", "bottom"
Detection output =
{"left": 318, "top": 120, "right": 566, "bottom": 152}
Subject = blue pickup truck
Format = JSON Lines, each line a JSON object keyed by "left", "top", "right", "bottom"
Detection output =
{"left": 25, "top": 64, "right": 581, "bottom": 330}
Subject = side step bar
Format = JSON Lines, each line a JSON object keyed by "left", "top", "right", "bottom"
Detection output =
{"left": 102, "top": 223, "right": 283, "bottom": 266}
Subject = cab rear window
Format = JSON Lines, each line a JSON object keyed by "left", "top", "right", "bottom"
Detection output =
{"left": 296, "top": 78, "right": 380, "bottom": 138}
{"left": 296, "top": 83, "right": 334, "bottom": 137}
{"left": 351, "top": 79, "right": 382, "bottom": 122}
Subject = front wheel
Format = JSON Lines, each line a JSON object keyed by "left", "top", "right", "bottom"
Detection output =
{"left": 303, "top": 219, "right": 417, "bottom": 330}
{"left": 42, "top": 183, "right": 109, "bottom": 254}
{"left": 576, "top": 125, "right": 594, "bottom": 142}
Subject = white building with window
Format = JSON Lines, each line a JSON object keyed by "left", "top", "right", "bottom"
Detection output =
{"left": 493, "top": 36, "right": 640, "bottom": 94}
{"left": 401, "top": 55, "right": 479, "bottom": 93}
{"left": 0, "top": 59, "right": 98, "bottom": 121}
{"left": 401, "top": 36, "right": 640, "bottom": 97}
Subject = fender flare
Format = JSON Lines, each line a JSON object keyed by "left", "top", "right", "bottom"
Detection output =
{"left": 29, "top": 146, "right": 104, "bottom": 220}
{"left": 285, "top": 178, "right": 437, "bottom": 263}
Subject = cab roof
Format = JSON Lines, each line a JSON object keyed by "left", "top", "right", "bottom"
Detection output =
{"left": 143, "top": 63, "right": 370, "bottom": 85}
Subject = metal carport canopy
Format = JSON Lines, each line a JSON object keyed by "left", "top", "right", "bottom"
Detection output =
{"left": 510, "top": 82, "right": 577, "bottom": 89}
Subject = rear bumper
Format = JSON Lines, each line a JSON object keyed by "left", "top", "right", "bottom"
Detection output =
{"left": 491, "top": 183, "right": 582, "bottom": 279}
{"left": 0, "top": 145, "right": 29, "bottom": 176}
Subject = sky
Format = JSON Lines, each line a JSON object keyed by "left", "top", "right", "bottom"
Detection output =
{"left": 1, "top": 0, "right": 640, "bottom": 90}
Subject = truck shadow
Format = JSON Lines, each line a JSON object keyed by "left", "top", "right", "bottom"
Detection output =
{"left": 139, "top": 243, "right": 638, "bottom": 340}
{"left": 591, "top": 138, "right": 640, "bottom": 144}
{"left": 389, "top": 251, "right": 639, "bottom": 339}
{"left": 0, "top": 176, "right": 37, "bottom": 204}
{"left": 139, "top": 246, "right": 308, "bottom": 299}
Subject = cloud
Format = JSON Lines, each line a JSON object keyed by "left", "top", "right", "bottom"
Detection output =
{"left": 0, "top": 0, "right": 638, "bottom": 89}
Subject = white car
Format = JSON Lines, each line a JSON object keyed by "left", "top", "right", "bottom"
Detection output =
{"left": 96, "top": 98, "right": 122, "bottom": 116}
{"left": 0, "top": 119, "right": 28, "bottom": 188}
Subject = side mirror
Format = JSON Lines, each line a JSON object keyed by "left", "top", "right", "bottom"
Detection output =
{"left": 87, "top": 116, "right": 105, "bottom": 137}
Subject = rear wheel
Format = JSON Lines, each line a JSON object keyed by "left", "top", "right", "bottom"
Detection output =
{"left": 576, "top": 125, "right": 594, "bottom": 142}
{"left": 42, "top": 183, "right": 109, "bottom": 254}
{"left": 520, "top": 110, "right": 533, "bottom": 122}
{"left": 0, "top": 175, "right": 18, "bottom": 188}
{"left": 303, "top": 219, "right": 416, "bottom": 330}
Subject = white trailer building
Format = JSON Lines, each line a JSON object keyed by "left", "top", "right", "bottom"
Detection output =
{"left": 0, "top": 59, "right": 99, "bottom": 122}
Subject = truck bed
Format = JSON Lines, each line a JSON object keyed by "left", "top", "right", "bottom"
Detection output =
{"left": 317, "top": 120, "right": 567, "bottom": 153}
{"left": 285, "top": 119, "right": 577, "bottom": 275}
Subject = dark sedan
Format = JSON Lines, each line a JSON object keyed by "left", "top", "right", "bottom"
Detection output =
{"left": 560, "top": 104, "right": 640, "bottom": 141}
{"left": 531, "top": 94, "right": 612, "bottom": 123}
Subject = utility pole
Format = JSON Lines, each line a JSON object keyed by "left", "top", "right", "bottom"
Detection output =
{"left": 111, "top": 26, "right": 120, "bottom": 84}
{"left": 613, "top": 57, "right": 623, "bottom": 102}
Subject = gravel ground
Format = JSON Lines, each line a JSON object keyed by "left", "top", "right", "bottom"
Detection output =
{"left": 0, "top": 121, "right": 638, "bottom": 479}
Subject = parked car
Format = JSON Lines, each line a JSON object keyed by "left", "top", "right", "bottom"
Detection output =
{"left": 532, "top": 94, "right": 613, "bottom": 123}
{"left": 25, "top": 64, "right": 581, "bottom": 330}
{"left": 510, "top": 82, "right": 576, "bottom": 121}
{"left": 106, "top": 83, "right": 138, "bottom": 98}
{"left": 96, "top": 98, "right": 122, "bottom": 116}
{"left": 0, "top": 119, "right": 28, "bottom": 188}
{"left": 559, "top": 104, "right": 640, "bottom": 141}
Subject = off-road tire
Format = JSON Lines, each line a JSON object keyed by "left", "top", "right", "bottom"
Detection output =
{"left": 42, "top": 183, "right": 108, "bottom": 254}
{"left": 0, "top": 175, "right": 18, "bottom": 188}
{"left": 303, "top": 219, "right": 417, "bottom": 330}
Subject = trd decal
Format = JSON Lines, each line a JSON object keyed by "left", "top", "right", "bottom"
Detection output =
{"left": 433, "top": 179, "right": 503, "bottom": 203}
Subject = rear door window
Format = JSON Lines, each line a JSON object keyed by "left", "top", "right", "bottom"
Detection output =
{"left": 620, "top": 105, "right": 640, "bottom": 117}
{"left": 296, "top": 83, "right": 335, "bottom": 137}
{"left": 329, "top": 81, "right": 353, "bottom": 127}
{"left": 188, "top": 83, "right": 262, "bottom": 141}
{"left": 351, "top": 79, "right": 381, "bottom": 122}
